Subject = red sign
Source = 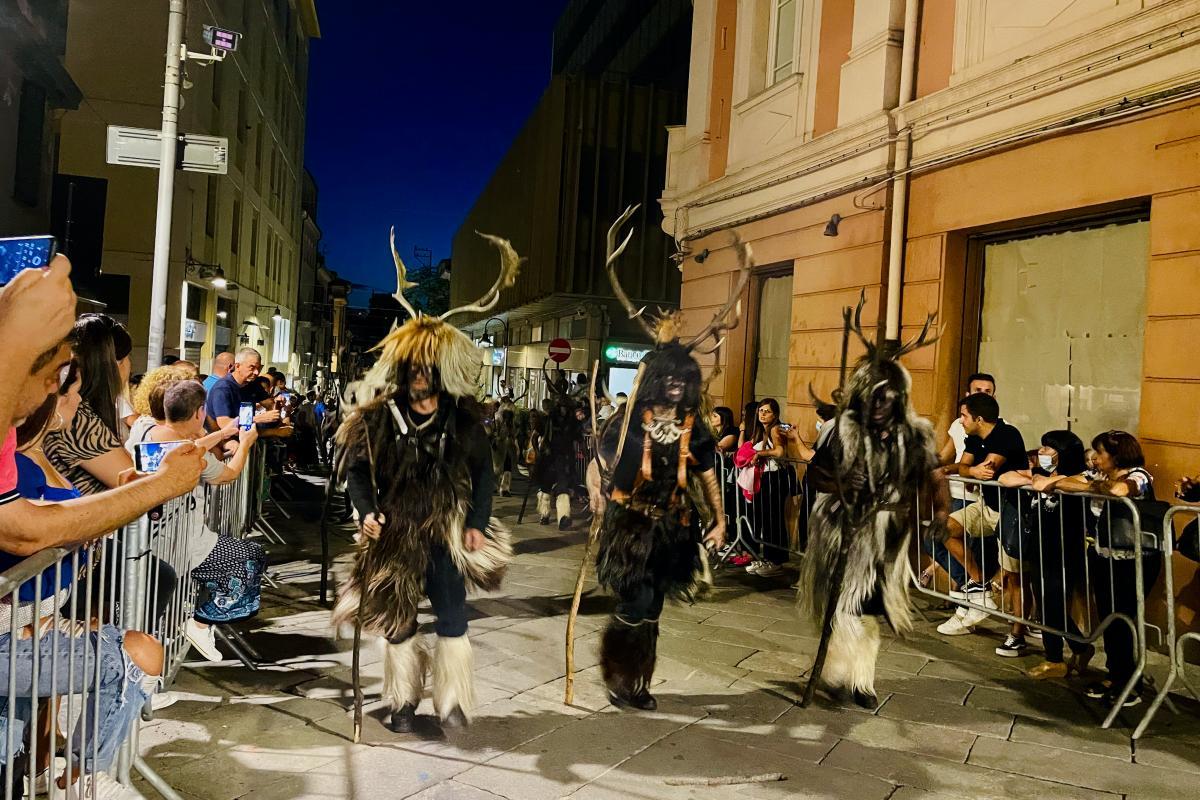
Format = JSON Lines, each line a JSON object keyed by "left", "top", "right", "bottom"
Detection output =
{"left": 547, "top": 338, "right": 572, "bottom": 363}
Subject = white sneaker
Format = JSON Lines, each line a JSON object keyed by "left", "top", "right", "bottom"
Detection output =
{"left": 937, "top": 614, "right": 975, "bottom": 636}
{"left": 151, "top": 691, "right": 179, "bottom": 711}
{"left": 185, "top": 619, "right": 223, "bottom": 662}
{"left": 1027, "top": 628, "right": 1043, "bottom": 641}
{"left": 959, "top": 604, "right": 993, "bottom": 628}
{"left": 65, "top": 771, "right": 140, "bottom": 800}
{"left": 746, "top": 560, "right": 763, "bottom": 574}
{"left": 753, "top": 562, "right": 783, "bottom": 577}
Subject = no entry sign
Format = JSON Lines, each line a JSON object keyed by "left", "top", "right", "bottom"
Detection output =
{"left": 547, "top": 338, "right": 572, "bottom": 363}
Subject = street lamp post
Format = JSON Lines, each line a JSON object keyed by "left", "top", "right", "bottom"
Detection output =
{"left": 477, "top": 317, "right": 508, "bottom": 396}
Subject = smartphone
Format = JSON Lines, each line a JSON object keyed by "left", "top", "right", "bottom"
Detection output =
{"left": 778, "top": 423, "right": 793, "bottom": 432}
{"left": 237, "top": 402, "right": 255, "bottom": 431}
{"left": 134, "top": 440, "right": 188, "bottom": 473}
{"left": 0, "top": 235, "right": 56, "bottom": 285}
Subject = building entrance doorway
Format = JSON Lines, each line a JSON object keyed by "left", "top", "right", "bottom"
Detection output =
{"left": 977, "top": 218, "right": 1148, "bottom": 442}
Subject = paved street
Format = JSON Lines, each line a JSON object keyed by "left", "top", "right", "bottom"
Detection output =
{"left": 138, "top": 474, "right": 1200, "bottom": 800}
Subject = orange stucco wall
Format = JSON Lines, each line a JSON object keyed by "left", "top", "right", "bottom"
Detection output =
{"left": 813, "top": 0, "right": 856, "bottom": 137}
{"left": 914, "top": 0, "right": 954, "bottom": 98}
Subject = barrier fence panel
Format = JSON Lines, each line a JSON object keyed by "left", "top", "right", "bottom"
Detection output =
{"left": 0, "top": 441, "right": 270, "bottom": 798}
{"left": 911, "top": 476, "right": 1161, "bottom": 730}
{"left": 715, "top": 453, "right": 810, "bottom": 567}
{"left": 1134, "top": 503, "right": 1200, "bottom": 748}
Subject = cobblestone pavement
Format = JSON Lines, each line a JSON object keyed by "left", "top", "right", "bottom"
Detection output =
{"left": 137, "top": 474, "right": 1200, "bottom": 800}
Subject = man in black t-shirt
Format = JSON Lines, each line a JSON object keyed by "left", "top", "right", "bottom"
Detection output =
{"left": 941, "top": 393, "right": 1025, "bottom": 596}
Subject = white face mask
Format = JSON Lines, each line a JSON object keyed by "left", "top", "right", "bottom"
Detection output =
{"left": 1038, "top": 453, "right": 1056, "bottom": 472}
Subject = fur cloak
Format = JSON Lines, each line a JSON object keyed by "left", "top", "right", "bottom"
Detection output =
{"left": 331, "top": 398, "right": 512, "bottom": 640}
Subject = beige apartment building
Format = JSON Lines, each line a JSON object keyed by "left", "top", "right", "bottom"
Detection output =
{"left": 663, "top": 0, "right": 1200, "bottom": 623}
{"left": 55, "top": 0, "right": 318, "bottom": 373}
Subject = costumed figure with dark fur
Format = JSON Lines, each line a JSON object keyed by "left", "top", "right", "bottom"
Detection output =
{"left": 589, "top": 206, "right": 752, "bottom": 710}
{"left": 535, "top": 369, "right": 581, "bottom": 530}
{"left": 491, "top": 401, "right": 519, "bottom": 498}
{"left": 796, "top": 298, "right": 949, "bottom": 709}
{"left": 332, "top": 229, "right": 521, "bottom": 733}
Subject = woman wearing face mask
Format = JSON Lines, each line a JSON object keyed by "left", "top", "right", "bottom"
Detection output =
{"left": 998, "top": 430, "right": 1091, "bottom": 678}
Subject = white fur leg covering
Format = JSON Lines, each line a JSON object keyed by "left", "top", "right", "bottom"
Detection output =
{"left": 555, "top": 493, "right": 571, "bottom": 521}
{"left": 381, "top": 636, "right": 428, "bottom": 709}
{"left": 499, "top": 471, "right": 512, "bottom": 493}
{"left": 432, "top": 635, "right": 476, "bottom": 720}
{"left": 821, "top": 615, "right": 881, "bottom": 695}
{"left": 537, "top": 492, "right": 552, "bottom": 518}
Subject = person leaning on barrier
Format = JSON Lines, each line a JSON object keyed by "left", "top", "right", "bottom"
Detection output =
{"left": 996, "top": 429, "right": 1094, "bottom": 677}
{"left": 1043, "top": 430, "right": 1161, "bottom": 710}
{"left": 204, "top": 347, "right": 281, "bottom": 431}
{"left": 147, "top": 380, "right": 267, "bottom": 662}
{"left": 5, "top": 358, "right": 164, "bottom": 798}
{"left": 935, "top": 393, "right": 1026, "bottom": 637}
{"left": 744, "top": 398, "right": 790, "bottom": 577}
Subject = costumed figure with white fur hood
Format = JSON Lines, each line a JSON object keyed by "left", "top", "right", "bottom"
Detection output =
{"left": 796, "top": 296, "right": 949, "bottom": 710}
{"left": 332, "top": 229, "right": 520, "bottom": 733}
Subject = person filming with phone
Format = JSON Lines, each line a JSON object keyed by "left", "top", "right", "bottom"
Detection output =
{"left": 204, "top": 347, "right": 281, "bottom": 433}
{"left": 142, "top": 380, "right": 265, "bottom": 661}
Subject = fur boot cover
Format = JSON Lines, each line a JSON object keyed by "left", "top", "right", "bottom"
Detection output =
{"left": 432, "top": 635, "right": 476, "bottom": 720}
{"left": 381, "top": 636, "right": 428, "bottom": 709}
{"left": 599, "top": 616, "right": 658, "bottom": 699}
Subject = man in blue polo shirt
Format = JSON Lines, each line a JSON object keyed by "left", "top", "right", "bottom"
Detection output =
{"left": 202, "top": 352, "right": 233, "bottom": 394}
{"left": 205, "top": 347, "right": 280, "bottom": 429}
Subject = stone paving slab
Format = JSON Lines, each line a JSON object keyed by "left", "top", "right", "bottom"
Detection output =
{"left": 139, "top": 474, "right": 1200, "bottom": 800}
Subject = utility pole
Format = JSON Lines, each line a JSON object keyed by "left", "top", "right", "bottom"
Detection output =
{"left": 147, "top": 0, "right": 186, "bottom": 369}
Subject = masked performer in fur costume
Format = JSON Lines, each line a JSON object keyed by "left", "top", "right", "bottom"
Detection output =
{"left": 796, "top": 298, "right": 949, "bottom": 710}
{"left": 491, "top": 402, "right": 519, "bottom": 498}
{"left": 332, "top": 229, "right": 520, "bottom": 732}
{"left": 535, "top": 371, "right": 580, "bottom": 530}
{"left": 591, "top": 207, "right": 751, "bottom": 710}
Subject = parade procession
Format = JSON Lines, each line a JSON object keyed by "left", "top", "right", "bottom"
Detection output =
{"left": 3, "top": 1, "right": 1200, "bottom": 798}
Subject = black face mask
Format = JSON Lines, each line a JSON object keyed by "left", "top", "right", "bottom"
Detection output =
{"left": 406, "top": 364, "right": 439, "bottom": 402}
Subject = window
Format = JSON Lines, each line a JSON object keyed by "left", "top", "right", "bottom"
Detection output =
{"left": 250, "top": 210, "right": 260, "bottom": 266}
{"left": 752, "top": 273, "right": 793, "bottom": 401}
{"left": 770, "top": 0, "right": 797, "bottom": 84}
{"left": 14, "top": 80, "right": 46, "bottom": 206}
{"left": 186, "top": 283, "right": 206, "bottom": 319}
{"left": 271, "top": 315, "right": 291, "bottom": 364}
{"left": 205, "top": 177, "right": 218, "bottom": 238}
{"left": 211, "top": 62, "right": 222, "bottom": 109}
{"left": 230, "top": 195, "right": 242, "bottom": 255}
{"left": 255, "top": 123, "right": 264, "bottom": 178}
{"left": 237, "top": 86, "right": 248, "bottom": 141}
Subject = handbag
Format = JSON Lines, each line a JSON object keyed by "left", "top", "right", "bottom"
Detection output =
{"left": 1176, "top": 518, "right": 1200, "bottom": 562}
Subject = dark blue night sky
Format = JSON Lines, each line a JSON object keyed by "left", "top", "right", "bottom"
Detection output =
{"left": 305, "top": 2, "right": 569, "bottom": 293}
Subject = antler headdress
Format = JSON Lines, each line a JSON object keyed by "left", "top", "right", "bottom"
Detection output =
{"left": 350, "top": 229, "right": 524, "bottom": 405}
{"left": 606, "top": 204, "right": 753, "bottom": 352}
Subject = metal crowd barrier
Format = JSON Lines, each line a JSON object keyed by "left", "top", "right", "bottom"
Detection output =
{"left": 715, "top": 452, "right": 810, "bottom": 567}
{"left": 911, "top": 476, "right": 1163, "bottom": 731}
{"left": 0, "top": 441, "right": 272, "bottom": 799}
{"left": 1134, "top": 503, "right": 1200, "bottom": 750}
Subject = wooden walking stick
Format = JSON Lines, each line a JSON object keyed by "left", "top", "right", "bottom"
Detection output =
{"left": 801, "top": 301, "right": 858, "bottom": 709}
{"left": 564, "top": 362, "right": 643, "bottom": 704}
{"left": 351, "top": 422, "right": 379, "bottom": 743}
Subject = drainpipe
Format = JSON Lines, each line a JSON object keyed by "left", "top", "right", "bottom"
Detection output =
{"left": 884, "top": 0, "right": 922, "bottom": 341}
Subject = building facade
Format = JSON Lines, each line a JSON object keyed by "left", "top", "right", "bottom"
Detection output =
{"left": 664, "top": 0, "right": 1200, "bottom": 624}
{"left": 54, "top": 0, "right": 319, "bottom": 374}
{"left": 0, "top": 0, "right": 80, "bottom": 235}
{"left": 451, "top": 0, "right": 693, "bottom": 404}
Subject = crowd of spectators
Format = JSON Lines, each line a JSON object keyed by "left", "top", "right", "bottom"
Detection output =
{"left": 0, "top": 256, "right": 319, "bottom": 797}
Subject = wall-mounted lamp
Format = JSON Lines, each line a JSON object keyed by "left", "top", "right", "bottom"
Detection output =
{"left": 694, "top": 248, "right": 710, "bottom": 264}
{"left": 823, "top": 214, "right": 842, "bottom": 237}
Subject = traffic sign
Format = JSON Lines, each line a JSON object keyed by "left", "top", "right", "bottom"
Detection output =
{"left": 106, "top": 126, "right": 228, "bottom": 174}
{"left": 547, "top": 338, "right": 572, "bottom": 363}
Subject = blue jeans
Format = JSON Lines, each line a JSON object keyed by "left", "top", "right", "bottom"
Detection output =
{"left": 923, "top": 497, "right": 996, "bottom": 588}
{"left": 0, "top": 624, "right": 148, "bottom": 771}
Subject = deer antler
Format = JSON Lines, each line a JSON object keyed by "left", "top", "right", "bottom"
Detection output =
{"left": 684, "top": 232, "right": 753, "bottom": 351}
{"left": 846, "top": 289, "right": 877, "bottom": 360}
{"left": 389, "top": 227, "right": 419, "bottom": 319}
{"left": 605, "top": 204, "right": 655, "bottom": 340}
{"left": 440, "top": 232, "right": 524, "bottom": 323}
{"left": 889, "top": 312, "right": 940, "bottom": 359}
